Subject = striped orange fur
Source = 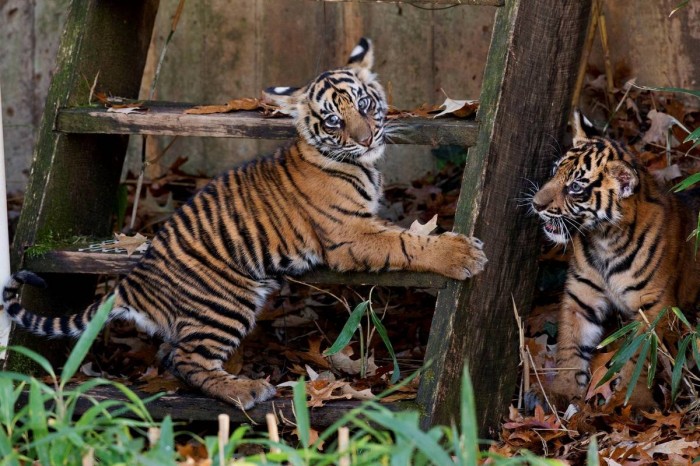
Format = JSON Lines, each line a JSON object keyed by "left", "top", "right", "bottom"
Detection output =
{"left": 525, "top": 110, "right": 700, "bottom": 412}
{"left": 3, "top": 38, "right": 487, "bottom": 409}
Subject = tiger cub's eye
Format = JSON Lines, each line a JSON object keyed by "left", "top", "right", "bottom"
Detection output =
{"left": 568, "top": 181, "right": 585, "bottom": 195}
{"left": 358, "top": 96, "right": 371, "bottom": 112}
{"left": 324, "top": 115, "right": 342, "bottom": 128}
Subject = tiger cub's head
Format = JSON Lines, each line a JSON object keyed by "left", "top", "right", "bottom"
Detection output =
{"left": 263, "top": 38, "right": 387, "bottom": 164}
{"left": 532, "top": 109, "right": 641, "bottom": 244}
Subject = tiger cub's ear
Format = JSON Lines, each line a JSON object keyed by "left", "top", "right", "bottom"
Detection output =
{"left": 608, "top": 160, "right": 639, "bottom": 198}
{"left": 571, "top": 107, "right": 600, "bottom": 146}
{"left": 347, "top": 37, "right": 374, "bottom": 71}
{"left": 262, "top": 86, "right": 305, "bottom": 117}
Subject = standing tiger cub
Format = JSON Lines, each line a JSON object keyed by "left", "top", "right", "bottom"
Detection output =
{"left": 4, "top": 38, "right": 487, "bottom": 409}
{"left": 525, "top": 110, "right": 700, "bottom": 413}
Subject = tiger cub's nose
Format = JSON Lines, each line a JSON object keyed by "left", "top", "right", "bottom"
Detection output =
{"left": 532, "top": 200, "right": 548, "bottom": 212}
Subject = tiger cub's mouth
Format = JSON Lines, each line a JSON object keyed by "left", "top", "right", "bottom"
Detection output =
{"left": 543, "top": 220, "right": 562, "bottom": 235}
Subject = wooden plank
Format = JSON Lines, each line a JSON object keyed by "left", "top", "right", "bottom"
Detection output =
{"left": 7, "top": 0, "right": 160, "bottom": 372}
{"left": 56, "top": 104, "right": 479, "bottom": 146}
{"left": 18, "top": 383, "right": 412, "bottom": 426}
{"left": 24, "top": 249, "right": 448, "bottom": 288}
{"left": 417, "top": 0, "right": 592, "bottom": 435}
{"left": 317, "top": 0, "right": 504, "bottom": 5}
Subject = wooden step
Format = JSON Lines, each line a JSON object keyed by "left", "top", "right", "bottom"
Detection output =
{"left": 24, "top": 247, "right": 449, "bottom": 288}
{"left": 56, "top": 103, "right": 479, "bottom": 147}
{"left": 321, "top": 0, "right": 504, "bottom": 5}
{"left": 20, "top": 383, "right": 413, "bottom": 427}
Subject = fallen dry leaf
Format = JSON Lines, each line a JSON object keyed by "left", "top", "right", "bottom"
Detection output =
{"left": 645, "top": 439, "right": 699, "bottom": 456}
{"left": 408, "top": 214, "right": 438, "bottom": 235}
{"left": 111, "top": 233, "right": 150, "bottom": 257}
{"left": 306, "top": 379, "right": 352, "bottom": 408}
{"left": 433, "top": 90, "right": 478, "bottom": 119}
{"left": 327, "top": 348, "right": 377, "bottom": 376}
{"left": 642, "top": 109, "right": 687, "bottom": 145}
{"left": 184, "top": 98, "right": 261, "bottom": 115}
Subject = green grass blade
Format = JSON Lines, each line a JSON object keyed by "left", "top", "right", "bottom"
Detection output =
{"left": 292, "top": 378, "right": 310, "bottom": 448}
{"left": 361, "top": 410, "right": 454, "bottom": 465}
{"left": 638, "top": 85, "right": 700, "bottom": 98}
{"left": 324, "top": 301, "right": 368, "bottom": 356}
{"left": 586, "top": 436, "right": 600, "bottom": 466}
{"left": 368, "top": 307, "right": 400, "bottom": 384}
{"left": 625, "top": 337, "right": 650, "bottom": 404}
{"left": 27, "top": 379, "right": 51, "bottom": 465}
{"left": 60, "top": 294, "right": 115, "bottom": 388}
{"left": 460, "top": 366, "right": 479, "bottom": 466}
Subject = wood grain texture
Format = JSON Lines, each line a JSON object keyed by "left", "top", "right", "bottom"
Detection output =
{"left": 418, "top": 0, "right": 592, "bottom": 435}
{"left": 56, "top": 104, "right": 479, "bottom": 146}
{"left": 317, "top": 0, "right": 503, "bottom": 4}
{"left": 7, "top": 0, "right": 160, "bottom": 372}
{"left": 24, "top": 249, "right": 448, "bottom": 288}
{"left": 18, "top": 383, "right": 412, "bottom": 426}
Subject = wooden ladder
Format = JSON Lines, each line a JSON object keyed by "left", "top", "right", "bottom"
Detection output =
{"left": 7, "top": 0, "right": 591, "bottom": 435}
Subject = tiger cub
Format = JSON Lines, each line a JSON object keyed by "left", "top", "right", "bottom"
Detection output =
{"left": 4, "top": 38, "right": 487, "bottom": 409}
{"left": 525, "top": 110, "right": 700, "bottom": 412}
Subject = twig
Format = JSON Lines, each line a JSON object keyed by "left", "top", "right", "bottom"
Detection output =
{"left": 526, "top": 347, "right": 564, "bottom": 427}
{"left": 597, "top": 1, "right": 615, "bottom": 108}
{"left": 218, "top": 413, "right": 230, "bottom": 466}
{"left": 512, "top": 296, "right": 530, "bottom": 404}
{"left": 88, "top": 71, "right": 99, "bottom": 105}
{"left": 130, "top": 0, "right": 186, "bottom": 231}
{"left": 285, "top": 276, "right": 351, "bottom": 313}
{"left": 266, "top": 413, "right": 281, "bottom": 454}
{"left": 571, "top": 0, "right": 600, "bottom": 108}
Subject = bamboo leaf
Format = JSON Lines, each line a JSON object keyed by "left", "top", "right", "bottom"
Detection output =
{"left": 324, "top": 301, "right": 368, "bottom": 356}
{"left": 673, "top": 172, "right": 700, "bottom": 192}
{"left": 599, "top": 334, "right": 644, "bottom": 386}
{"left": 671, "top": 307, "right": 692, "bottom": 328}
{"left": 368, "top": 307, "right": 400, "bottom": 384}
{"left": 648, "top": 334, "right": 658, "bottom": 388}
{"left": 597, "top": 321, "right": 640, "bottom": 349}
{"left": 672, "top": 336, "right": 691, "bottom": 401}
{"left": 625, "top": 337, "right": 650, "bottom": 404}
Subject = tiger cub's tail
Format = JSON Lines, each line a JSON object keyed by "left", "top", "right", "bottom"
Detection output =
{"left": 3, "top": 270, "right": 113, "bottom": 338}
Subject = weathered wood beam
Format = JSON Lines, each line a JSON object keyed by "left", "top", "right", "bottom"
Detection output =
{"left": 7, "top": 0, "right": 159, "bottom": 371}
{"left": 24, "top": 249, "right": 448, "bottom": 288}
{"left": 417, "top": 0, "right": 592, "bottom": 436}
{"left": 316, "top": 0, "right": 504, "bottom": 6}
{"left": 19, "top": 384, "right": 414, "bottom": 426}
{"left": 56, "top": 104, "right": 479, "bottom": 146}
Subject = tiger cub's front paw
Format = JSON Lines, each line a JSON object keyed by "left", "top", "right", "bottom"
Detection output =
{"left": 436, "top": 232, "right": 487, "bottom": 280}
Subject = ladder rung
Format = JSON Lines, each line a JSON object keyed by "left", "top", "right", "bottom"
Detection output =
{"left": 24, "top": 248, "right": 449, "bottom": 288}
{"left": 317, "top": 0, "right": 504, "bottom": 5}
{"left": 56, "top": 103, "right": 479, "bottom": 147}
{"left": 19, "top": 383, "right": 412, "bottom": 426}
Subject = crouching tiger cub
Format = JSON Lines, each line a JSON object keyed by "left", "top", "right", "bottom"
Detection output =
{"left": 3, "top": 38, "right": 487, "bottom": 409}
{"left": 525, "top": 109, "right": 700, "bottom": 413}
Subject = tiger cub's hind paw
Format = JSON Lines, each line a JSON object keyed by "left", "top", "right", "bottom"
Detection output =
{"left": 438, "top": 232, "right": 488, "bottom": 280}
